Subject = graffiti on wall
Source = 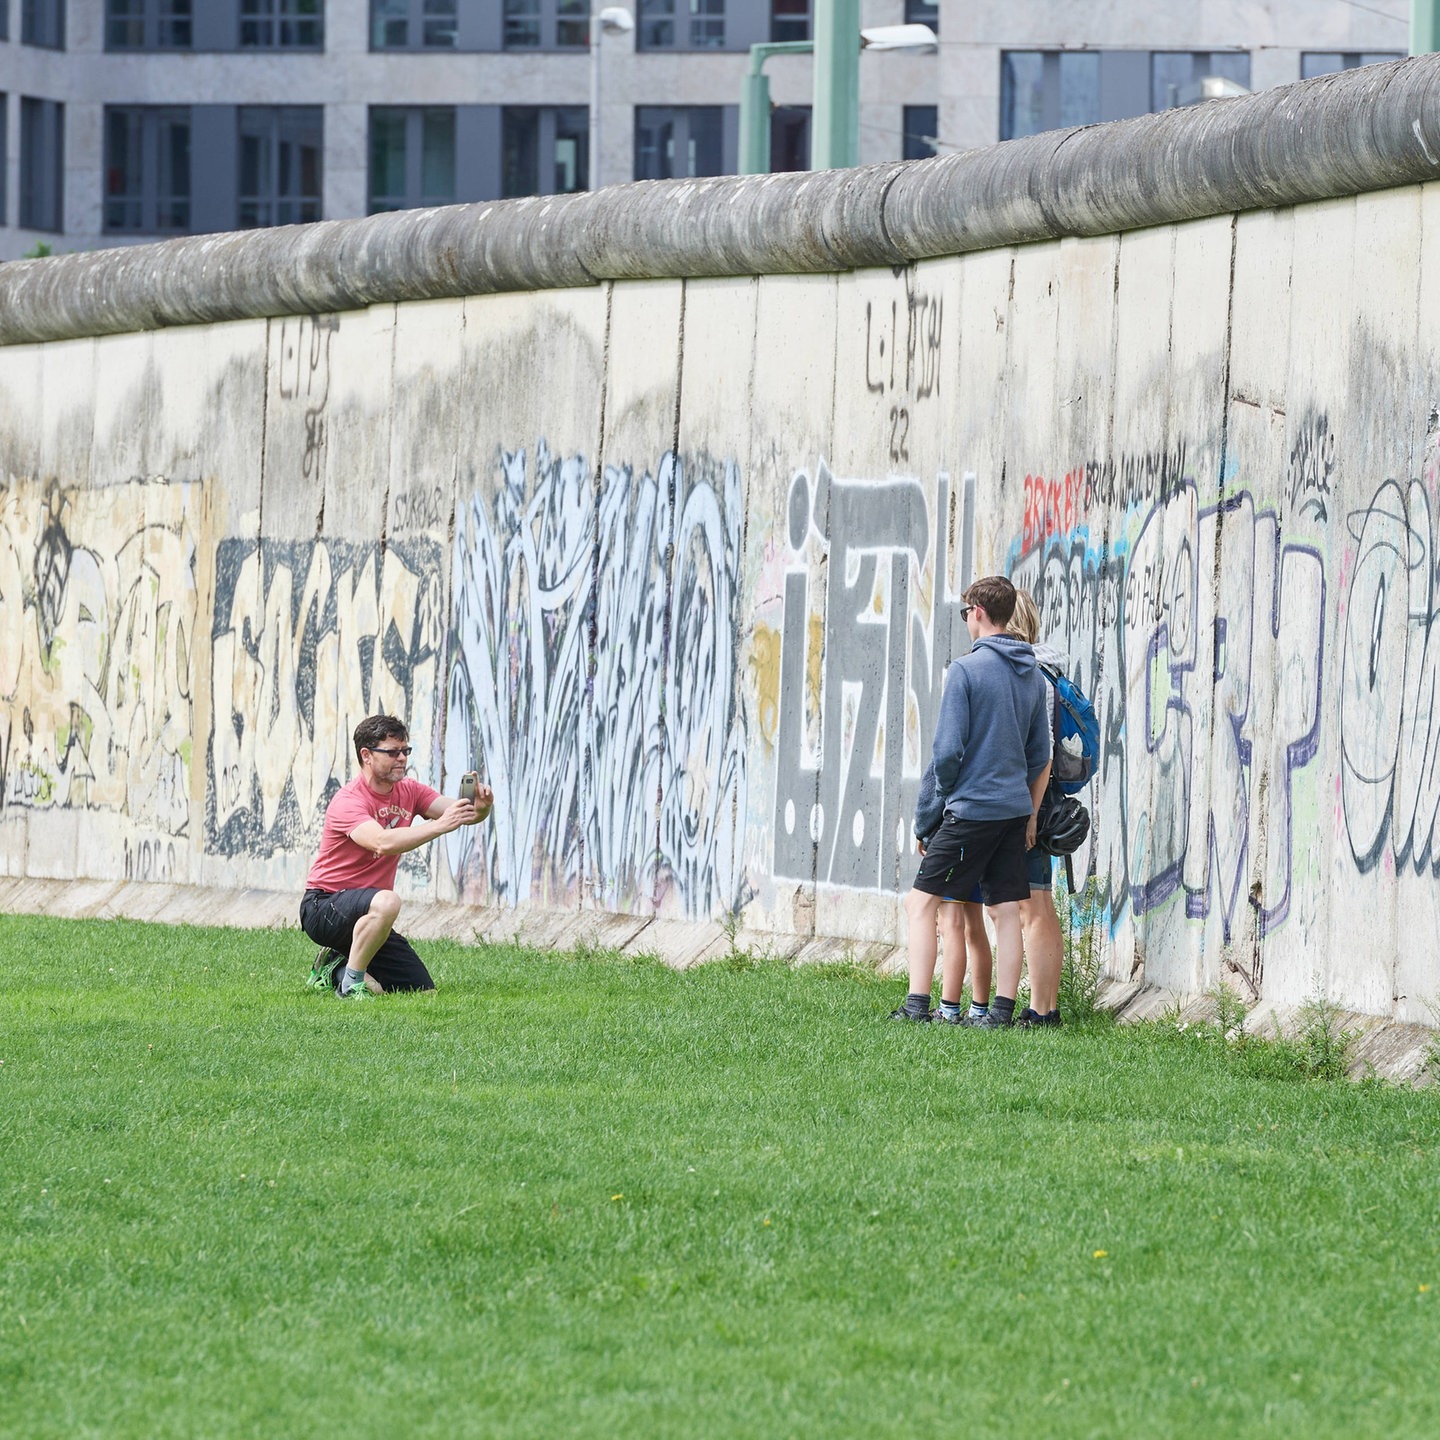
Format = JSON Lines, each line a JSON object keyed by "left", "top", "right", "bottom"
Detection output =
{"left": 1011, "top": 458, "right": 1326, "bottom": 946}
{"left": 1340, "top": 411, "right": 1440, "bottom": 876}
{"left": 207, "top": 535, "right": 444, "bottom": 856}
{"left": 444, "top": 442, "right": 747, "bottom": 917}
{"left": 0, "top": 478, "right": 200, "bottom": 835}
{"left": 769, "top": 464, "right": 977, "bottom": 892}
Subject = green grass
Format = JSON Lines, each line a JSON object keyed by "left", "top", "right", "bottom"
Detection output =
{"left": 3, "top": 914, "right": 1439, "bottom": 1439}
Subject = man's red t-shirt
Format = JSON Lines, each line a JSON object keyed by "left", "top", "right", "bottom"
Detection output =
{"left": 304, "top": 774, "right": 443, "bottom": 893}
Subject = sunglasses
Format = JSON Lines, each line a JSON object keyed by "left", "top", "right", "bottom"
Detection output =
{"left": 957, "top": 604, "right": 975, "bottom": 619}
{"left": 368, "top": 746, "right": 413, "bottom": 757}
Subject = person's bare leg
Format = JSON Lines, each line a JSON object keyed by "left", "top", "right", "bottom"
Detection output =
{"left": 989, "top": 901, "right": 1024, "bottom": 1004}
{"left": 962, "top": 903, "right": 993, "bottom": 1005}
{"left": 346, "top": 890, "right": 401, "bottom": 992}
{"left": 938, "top": 902, "right": 967, "bottom": 1004}
{"left": 1020, "top": 893, "right": 1063, "bottom": 1014}
{"left": 904, "top": 887, "right": 942, "bottom": 997}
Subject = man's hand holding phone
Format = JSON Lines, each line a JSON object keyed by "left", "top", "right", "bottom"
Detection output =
{"left": 458, "top": 771, "right": 493, "bottom": 824}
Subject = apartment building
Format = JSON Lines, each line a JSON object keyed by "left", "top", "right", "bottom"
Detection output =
{"left": 0, "top": 2, "right": 1408, "bottom": 260}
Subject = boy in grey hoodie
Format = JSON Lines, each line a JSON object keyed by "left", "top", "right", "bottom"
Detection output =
{"left": 891, "top": 576, "right": 1052, "bottom": 1026}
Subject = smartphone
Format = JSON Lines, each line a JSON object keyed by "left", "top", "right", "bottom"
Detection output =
{"left": 459, "top": 771, "right": 478, "bottom": 804}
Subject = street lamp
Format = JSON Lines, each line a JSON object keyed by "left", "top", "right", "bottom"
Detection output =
{"left": 739, "top": 10, "right": 938, "bottom": 175}
{"left": 589, "top": 5, "right": 633, "bottom": 191}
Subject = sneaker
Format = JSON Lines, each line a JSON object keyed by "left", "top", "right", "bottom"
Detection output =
{"left": 337, "top": 974, "right": 377, "bottom": 1000}
{"left": 306, "top": 949, "right": 345, "bottom": 993}
{"left": 965, "top": 1008, "right": 1013, "bottom": 1029}
{"left": 887, "top": 1003, "right": 932, "bottom": 1022}
{"left": 1017, "top": 1008, "right": 1064, "bottom": 1029}
{"left": 934, "top": 1006, "right": 965, "bottom": 1026}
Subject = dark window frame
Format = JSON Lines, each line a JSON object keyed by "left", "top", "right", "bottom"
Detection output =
{"left": 1301, "top": 50, "right": 1405, "bottom": 80}
{"left": 904, "top": 0, "right": 937, "bottom": 33}
{"left": 368, "top": 104, "right": 458, "bottom": 212}
{"left": 237, "top": 104, "right": 323, "bottom": 227}
{"left": 634, "top": 104, "right": 725, "bottom": 179}
{"left": 638, "top": 0, "right": 727, "bottom": 52}
{"left": 21, "top": 0, "right": 65, "bottom": 49}
{"left": 501, "top": 104, "right": 588, "bottom": 197}
{"left": 902, "top": 103, "right": 937, "bottom": 161}
{"left": 502, "top": 0, "right": 588, "bottom": 51}
{"left": 770, "top": 0, "right": 807, "bottom": 43}
{"left": 106, "top": 0, "right": 194, "bottom": 50}
{"left": 19, "top": 95, "right": 64, "bottom": 231}
{"left": 103, "top": 104, "right": 193, "bottom": 234}
{"left": 239, "top": 0, "right": 323, "bottom": 50}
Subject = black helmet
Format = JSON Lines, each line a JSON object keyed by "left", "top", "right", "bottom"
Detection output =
{"left": 1036, "top": 796, "right": 1090, "bottom": 855}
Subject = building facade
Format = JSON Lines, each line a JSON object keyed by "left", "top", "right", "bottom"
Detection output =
{"left": 0, "top": 1, "right": 1409, "bottom": 260}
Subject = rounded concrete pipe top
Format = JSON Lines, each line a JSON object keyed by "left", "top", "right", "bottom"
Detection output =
{"left": 4, "top": 54, "right": 1440, "bottom": 345}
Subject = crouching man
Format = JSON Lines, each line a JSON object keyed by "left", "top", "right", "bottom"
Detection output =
{"left": 301, "top": 714, "right": 492, "bottom": 999}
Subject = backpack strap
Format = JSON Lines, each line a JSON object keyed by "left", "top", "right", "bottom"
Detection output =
{"left": 1039, "top": 661, "right": 1089, "bottom": 733}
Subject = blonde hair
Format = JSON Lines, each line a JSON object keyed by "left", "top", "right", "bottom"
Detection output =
{"left": 1007, "top": 589, "right": 1040, "bottom": 644}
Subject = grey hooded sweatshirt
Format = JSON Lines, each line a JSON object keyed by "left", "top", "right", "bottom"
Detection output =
{"left": 913, "top": 634, "right": 1052, "bottom": 839}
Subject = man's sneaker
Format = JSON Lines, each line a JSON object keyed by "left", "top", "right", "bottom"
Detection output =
{"left": 887, "top": 1003, "right": 932, "bottom": 1022}
{"left": 306, "top": 950, "right": 345, "bottom": 993}
{"left": 965, "top": 1008, "right": 1013, "bottom": 1029}
{"left": 1017, "top": 1008, "right": 1064, "bottom": 1029}
{"left": 337, "top": 975, "right": 377, "bottom": 1000}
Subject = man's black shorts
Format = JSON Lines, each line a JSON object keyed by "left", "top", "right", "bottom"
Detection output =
{"left": 299, "top": 887, "right": 434, "bottom": 992}
{"left": 912, "top": 814, "right": 1031, "bottom": 905}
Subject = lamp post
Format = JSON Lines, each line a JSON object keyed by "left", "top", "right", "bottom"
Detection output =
{"left": 739, "top": 18, "right": 939, "bottom": 175}
{"left": 589, "top": 5, "right": 634, "bottom": 190}
{"left": 740, "top": 41, "right": 814, "bottom": 174}
{"left": 1414, "top": 0, "right": 1440, "bottom": 53}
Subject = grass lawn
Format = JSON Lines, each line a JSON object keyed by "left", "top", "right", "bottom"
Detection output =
{"left": 3, "top": 913, "right": 1439, "bottom": 1438}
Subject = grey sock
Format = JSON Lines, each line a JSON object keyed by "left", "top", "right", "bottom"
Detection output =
{"left": 339, "top": 966, "right": 366, "bottom": 996}
{"left": 991, "top": 995, "right": 1016, "bottom": 1022}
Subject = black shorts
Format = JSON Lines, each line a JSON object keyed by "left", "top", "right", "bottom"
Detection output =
{"left": 912, "top": 815, "right": 1031, "bottom": 905}
{"left": 299, "top": 887, "right": 434, "bottom": 992}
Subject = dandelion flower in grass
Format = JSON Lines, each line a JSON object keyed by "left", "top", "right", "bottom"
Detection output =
{"left": 611, "top": 1193, "right": 623, "bottom": 1202}
{"left": 1092, "top": 1249, "right": 1107, "bottom": 1259}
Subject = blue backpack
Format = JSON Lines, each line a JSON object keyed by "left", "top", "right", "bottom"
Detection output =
{"left": 1039, "top": 663, "right": 1099, "bottom": 794}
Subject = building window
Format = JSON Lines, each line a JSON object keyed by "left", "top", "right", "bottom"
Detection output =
{"left": 639, "top": 0, "right": 725, "bottom": 51}
{"left": 20, "top": 97, "right": 64, "bottom": 231}
{"left": 1151, "top": 51, "right": 1249, "bottom": 110}
{"left": 369, "top": 106, "right": 456, "bottom": 212}
{"left": 635, "top": 106, "right": 724, "bottom": 179}
{"left": 1001, "top": 52, "right": 1100, "bottom": 140}
{"left": 22, "top": 0, "right": 65, "bottom": 48}
{"left": 770, "top": 0, "right": 807, "bottom": 43}
{"left": 502, "top": 106, "right": 587, "bottom": 196}
{"left": 503, "top": 0, "right": 585, "bottom": 49}
{"left": 903, "top": 104, "right": 937, "bottom": 160}
{"left": 0, "top": 96, "right": 7, "bottom": 226}
{"left": 1000, "top": 49, "right": 1247, "bottom": 139}
{"left": 104, "top": 106, "right": 191, "bottom": 232}
{"left": 237, "top": 106, "right": 322, "bottom": 226}
{"left": 1302, "top": 51, "right": 1405, "bottom": 80}
{"left": 371, "top": 0, "right": 457, "bottom": 47}
{"left": 1, "top": 3, "right": 9, "bottom": 41}
{"left": 240, "top": 0, "right": 323, "bottom": 49}
{"left": 769, "top": 105, "right": 808, "bottom": 172}
{"left": 904, "top": 0, "right": 937, "bottom": 33}
{"left": 107, "top": 1, "right": 193, "bottom": 50}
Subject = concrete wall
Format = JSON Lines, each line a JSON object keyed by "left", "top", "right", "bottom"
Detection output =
{"left": 5, "top": 60, "right": 1440, "bottom": 1020}
{"left": 3, "top": 197, "right": 1439, "bottom": 1020}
